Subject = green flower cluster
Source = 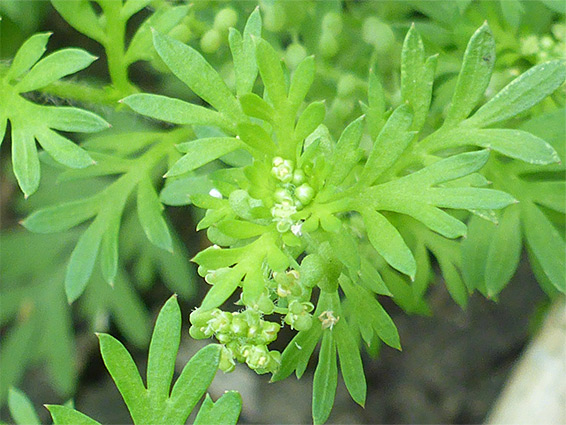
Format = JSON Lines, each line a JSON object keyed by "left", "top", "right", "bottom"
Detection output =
{"left": 270, "top": 156, "right": 315, "bottom": 233}
{"left": 190, "top": 307, "right": 281, "bottom": 374}
{"left": 270, "top": 270, "right": 315, "bottom": 331}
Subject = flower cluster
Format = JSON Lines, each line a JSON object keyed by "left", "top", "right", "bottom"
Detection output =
{"left": 190, "top": 307, "right": 281, "bottom": 374}
{"left": 270, "top": 157, "right": 315, "bottom": 233}
{"left": 270, "top": 270, "right": 315, "bottom": 331}
{"left": 521, "top": 23, "right": 566, "bottom": 63}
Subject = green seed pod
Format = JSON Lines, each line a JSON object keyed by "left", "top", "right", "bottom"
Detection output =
{"left": 292, "top": 169, "right": 306, "bottom": 185}
{"left": 285, "top": 43, "right": 307, "bottom": 69}
{"left": 318, "top": 31, "right": 339, "bottom": 58}
{"left": 322, "top": 12, "right": 343, "bottom": 36}
{"left": 259, "top": 321, "right": 281, "bottom": 344}
{"left": 230, "top": 315, "right": 249, "bottom": 337}
{"left": 295, "top": 183, "right": 315, "bottom": 205}
{"left": 189, "top": 308, "right": 216, "bottom": 327}
{"left": 168, "top": 23, "right": 192, "bottom": 44}
{"left": 300, "top": 254, "right": 325, "bottom": 288}
{"left": 200, "top": 29, "right": 222, "bottom": 54}
{"left": 189, "top": 325, "right": 208, "bottom": 339}
{"left": 214, "top": 8, "right": 238, "bottom": 32}
{"left": 219, "top": 346, "right": 236, "bottom": 373}
{"left": 362, "top": 17, "right": 395, "bottom": 54}
{"left": 337, "top": 73, "right": 357, "bottom": 98}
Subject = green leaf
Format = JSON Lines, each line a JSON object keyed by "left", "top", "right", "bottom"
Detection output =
{"left": 444, "top": 22, "right": 495, "bottom": 126}
{"left": 166, "top": 137, "right": 243, "bottom": 177}
{"left": 36, "top": 129, "right": 94, "bottom": 168}
{"left": 47, "top": 405, "right": 101, "bottom": 425}
{"left": 312, "top": 331, "right": 337, "bottom": 425}
{"left": 166, "top": 344, "right": 221, "bottom": 423}
{"left": 362, "top": 208, "right": 416, "bottom": 279}
{"left": 147, "top": 295, "right": 181, "bottom": 405}
{"left": 401, "top": 205, "right": 467, "bottom": 238}
{"left": 216, "top": 219, "right": 267, "bottom": 239}
{"left": 121, "top": 0, "right": 152, "bottom": 19}
{"left": 51, "top": 0, "right": 106, "bottom": 43}
{"left": 288, "top": 56, "right": 315, "bottom": 109}
{"left": 237, "top": 122, "right": 277, "bottom": 154}
{"left": 466, "top": 60, "right": 566, "bottom": 127}
{"left": 194, "top": 392, "right": 242, "bottom": 425}
{"left": 522, "top": 202, "right": 565, "bottom": 292}
{"left": 500, "top": 0, "right": 524, "bottom": 28}
{"left": 423, "top": 128, "right": 560, "bottom": 164}
{"left": 41, "top": 106, "right": 111, "bottom": 133}
{"left": 400, "top": 24, "right": 436, "bottom": 131}
{"left": 485, "top": 206, "right": 522, "bottom": 297}
{"left": 423, "top": 187, "right": 516, "bottom": 210}
{"left": 100, "top": 213, "right": 120, "bottom": 285}
{"left": 65, "top": 221, "right": 104, "bottom": 303}
{"left": 272, "top": 323, "right": 322, "bottom": 382}
{"left": 98, "top": 333, "right": 147, "bottom": 423}
{"left": 7, "top": 32, "right": 51, "bottom": 80}
{"left": 295, "top": 101, "right": 326, "bottom": 144}
{"left": 229, "top": 7, "right": 261, "bottom": 96}
{"left": 152, "top": 31, "right": 242, "bottom": 120}
{"left": 327, "top": 115, "right": 363, "bottom": 186}
{"left": 11, "top": 127, "right": 39, "bottom": 198}
{"left": 334, "top": 320, "right": 366, "bottom": 406}
{"left": 8, "top": 388, "right": 40, "bottom": 425}
{"left": 22, "top": 196, "right": 99, "bottom": 233}
{"left": 137, "top": 177, "right": 172, "bottom": 252}
{"left": 239, "top": 93, "right": 275, "bottom": 122}
{"left": 200, "top": 268, "right": 243, "bottom": 311}
{"left": 361, "top": 104, "right": 414, "bottom": 185}
{"left": 16, "top": 48, "right": 97, "bottom": 93}
{"left": 122, "top": 94, "right": 234, "bottom": 132}
{"left": 125, "top": 6, "right": 188, "bottom": 64}
{"left": 255, "top": 38, "right": 287, "bottom": 107}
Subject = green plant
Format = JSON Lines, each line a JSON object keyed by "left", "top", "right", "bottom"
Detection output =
{"left": 4, "top": 296, "right": 241, "bottom": 425}
{"left": 1, "top": 1, "right": 564, "bottom": 424}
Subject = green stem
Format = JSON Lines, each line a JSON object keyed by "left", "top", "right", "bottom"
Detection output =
{"left": 100, "top": 1, "right": 136, "bottom": 96}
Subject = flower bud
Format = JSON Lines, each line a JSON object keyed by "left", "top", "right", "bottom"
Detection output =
{"left": 189, "top": 325, "right": 208, "bottom": 339}
{"left": 259, "top": 321, "right": 281, "bottom": 344}
{"left": 219, "top": 346, "right": 236, "bottom": 373}
{"left": 295, "top": 183, "right": 315, "bottom": 205}
{"left": 322, "top": 12, "right": 343, "bottom": 35}
{"left": 292, "top": 169, "right": 306, "bottom": 185}
{"left": 200, "top": 29, "right": 222, "bottom": 54}
{"left": 189, "top": 308, "right": 215, "bottom": 327}
{"left": 214, "top": 8, "right": 238, "bottom": 32}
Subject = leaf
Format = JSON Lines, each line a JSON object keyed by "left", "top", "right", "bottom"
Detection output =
{"left": 47, "top": 405, "right": 101, "bottom": 425}
{"left": 521, "top": 202, "right": 565, "bottom": 292}
{"left": 121, "top": 0, "right": 152, "bottom": 19}
{"left": 312, "top": 331, "right": 337, "bottom": 425}
{"left": 146, "top": 295, "right": 181, "bottom": 405}
{"left": 327, "top": 115, "right": 363, "bottom": 186}
{"left": 334, "top": 320, "right": 366, "bottom": 406}
{"left": 288, "top": 56, "right": 315, "bottom": 109}
{"left": 485, "top": 206, "right": 522, "bottom": 297}
{"left": 100, "top": 213, "right": 120, "bottom": 284}
{"left": 200, "top": 268, "right": 243, "bottom": 311}
{"left": 65, "top": 221, "right": 104, "bottom": 303}
{"left": 35, "top": 129, "right": 94, "bottom": 168}
{"left": 272, "top": 324, "right": 322, "bottom": 382}
{"left": 444, "top": 22, "right": 495, "bottom": 126}
{"left": 8, "top": 388, "right": 40, "bottom": 425}
{"left": 51, "top": 0, "right": 106, "bottom": 43}
{"left": 229, "top": 7, "right": 261, "bottom": 96}
{"left": 361, "top": 104, "right": 414, "bottom": 185}
{"left": 11, "top": 127, "right": 39, "bottom": 198}
{"left": 424, "top": 187, "right": 516, "bottom": 210}
{"left": 152, "top": 31, "right": 242, "bottom": 120}
{"left": 122, "top": 94, "right": 234, "bottom": 132}
{"left": 41, "top": 106, "right": 111, "bottom": 133}
{"left": 193, "top": 392, "right": 242, "bottom": 425}
{"left": 465, "top": 60, "right": 566, "bottom": 127}
{"left": 16, "top": 48, "right": 97, "bottom": 93}
{"left": 7, "top": 32, "right": 51, "bottom": 80}
{"left": 166, "top": 344, "right": 221, "bottom": 423}
{"left": 98, "top": 333, "right": 147, "bottom": 423}
{"left": 500, "top": 0, "right": 524, "bottom": 28}
{"left": 424, "top": 128, "right": 560, "bottom": 164}
{"left": 166, "top": 138, "right": 243, "bottom": 177}
{"left": 295, "top": 101, "right": 326, "bottom": 143}
{"left": 362, "top": 208, "right": 416, "bottom": 278}
{"left": 255, "top": 38, "right": 287, "bottom": 107}
{"left": 400, "top": 24, "right": 436, "bottom": 130}
{"left": 137, "top": 176, "right": 172, "bottom": 251}
{"left": 237, "top": 122, "right": 277, "bottom": 154}
{"left": 125, "top": 6, "right": 188, "bottom": 64}
{"left": 22, "top": 196, "right": 99, "bottom": 233}
{"left": 239, "top": 93, "right": 275, "bottom": 122}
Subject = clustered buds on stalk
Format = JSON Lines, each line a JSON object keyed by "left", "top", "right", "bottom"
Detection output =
{"left": 189, "top": 308, "right": 281, "bottom": 374}
{"left": 271, "top": 157, "right": 315, "bottom": 233}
